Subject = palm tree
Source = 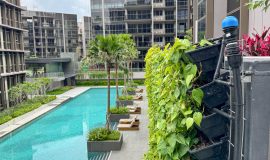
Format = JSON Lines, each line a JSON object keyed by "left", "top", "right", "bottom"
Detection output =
{"left": 87, "top": 35, "right": 120, "bottom": 130}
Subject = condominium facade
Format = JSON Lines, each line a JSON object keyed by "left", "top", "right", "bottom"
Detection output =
{"left": 22, "top": 11, "right": 78, "bottom": 58}
{"left": 22, "top": 11, "right": 78, "bottom": 87}
{"left": 91, "top": 0, "right": 191, "bottom": 69}
{"left": 192, "top": 0, "right": 249, "bottom": 42}
{"left": 82, "top": 16, "right": 92, "bottom": 59}
{"left": 0, "top": 0, "right": 26, "bottom": 109}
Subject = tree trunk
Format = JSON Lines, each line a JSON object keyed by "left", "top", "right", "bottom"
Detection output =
{"left": 106, "top": 62, "right": 111, "bottom": 130}
{"left": 115, "top": 60, "right": 119, "bottom": 101}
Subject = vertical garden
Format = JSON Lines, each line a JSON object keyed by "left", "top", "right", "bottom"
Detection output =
{"left": 144, "top": 38, "right": 204, "bottom": 159}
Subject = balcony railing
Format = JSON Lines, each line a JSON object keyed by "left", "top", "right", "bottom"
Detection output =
{"left": 153, "top": 16, "right": 165, "bottom": 21}
{"left": 153, "top": 2, "right": 165, "bottom": 8}
{"left": 153, "top": 29, "right": 165, "bottom": 34}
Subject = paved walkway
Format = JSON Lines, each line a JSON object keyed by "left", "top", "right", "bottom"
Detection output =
{"left": 0, "top": 87, "right": 90, "bottom": 138}
{"left": 109, "top": 87, "right": 149, "bottom": 160}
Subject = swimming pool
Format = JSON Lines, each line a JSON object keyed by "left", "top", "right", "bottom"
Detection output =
{"left": 0, "top": 88, "right": 117, "bottom": 160}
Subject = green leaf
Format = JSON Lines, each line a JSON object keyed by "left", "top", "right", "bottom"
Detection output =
{"left": 174, "top": 87, "right": 180, "bottom": 98}
{"left": 167, "top": 134, "right": 177, "bottom": 149}
{"left": 193, "top": 112, "right": 203, "bottom": 126}
{"left": 186, "top": 118, "right": 194, "bottom": 130}
{"left": 176, "top": 134, "right": 186, "bottom": 145}
{"left": 192, "top": 88, "right": 204, "bottom": 106}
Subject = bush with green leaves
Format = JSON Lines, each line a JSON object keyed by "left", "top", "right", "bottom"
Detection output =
{"left": 47, "top": 86, "right": 73, "bottom": 95}
{"left": 118, "top": 95, "right": 133, "bottom": 101}
{"left": 0, "top": 96, "right": 56, "bottom": 125}
{"left": 88, "top": 128, "right": 121, "bottom": 141}
{"left": 110, "top": 107, "right": 129, "bottom": 114}
{"left": 126, "top": 87, "right": 135, "bottom": 92}
{"left": 144, "top": 38, "right": 204, "bottom": 159}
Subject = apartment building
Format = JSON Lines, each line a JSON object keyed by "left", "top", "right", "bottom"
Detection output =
{"left": 91, "top": 0, "right": 191, "bottom": 69}
{"left": 192, "top": 0, "right": 249, "bottom": 42}
{"left": 22, "top": 11, "right": 78, "bottom": 87}
{"left": 82, "top": 16, "right": 92, "bottom": 59}
{"left": 0, "top": 0, "right": 26, "bottom": 109}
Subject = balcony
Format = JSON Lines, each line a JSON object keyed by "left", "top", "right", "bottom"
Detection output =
{"left": 153, "top": 29, "right": 165, "bottom": 35}
{"left": 153, "top": 16, "right": 165, "bottom": 21}
{"left": 153, "top": 2, "right": 165, "bottom": 8}
{"left": 154, "top": 42, "right": 165, "bottom": 47}
{"left": 124, "top": 0, "right": 151, "bottom": 9}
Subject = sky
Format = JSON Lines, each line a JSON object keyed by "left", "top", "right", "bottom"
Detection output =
{"left": 21, "top": 0, "right": 91, "bottom": 21}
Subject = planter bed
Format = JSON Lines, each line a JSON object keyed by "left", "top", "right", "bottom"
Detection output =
{"left": 201, "top": 82, "right": 229, "bottom": 109}
{"left": 109, "top": 113, "right": 130, "bottom": 122}
{"left": 116, "top": 100, "right": 134, "bottom": 107}
{"left": 186, "top": 43, "right": 221, "bottom": 83}
{"left": 127, "top": 91, "right": 136, "bottom": 95}
{"left": 87, "top": 133, "right": 123, "bottom": 152}
{"left": 196, "top": 113, "right": 228, "bottom": 139}
{"left": 189, "top": 139, "right": 227, "bottom": 160}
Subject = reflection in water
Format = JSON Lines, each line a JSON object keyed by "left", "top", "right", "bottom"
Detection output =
{"left": 0, "top": 88, "right": 117, "bottom": 160}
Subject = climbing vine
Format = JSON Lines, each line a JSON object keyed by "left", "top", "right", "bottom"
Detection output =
{"left": 144, "top": 38, "right": 204, "bottom": 160}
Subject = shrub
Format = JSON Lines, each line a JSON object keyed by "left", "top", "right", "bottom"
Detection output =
{"left": 110, "top": 107, "right": 129, "bottom": 114}
{"left": 88, "top": 128, "right": 121, "bottom": 141}
{"left": 118, "top": 95, "right": 133, "bottom": 101}
{"left": 76, "top": 79, "right": 144, "bottom": 86}
{"left": 126, "top": 87, "right": 135, "bottom": 92}
{"left": 0, "top": 96, "right": 56, "bottom": 125}
{"left": 47, "top": 86, "right": 73, "bottom": 95}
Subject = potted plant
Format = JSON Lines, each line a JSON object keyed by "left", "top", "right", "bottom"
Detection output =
{"left": 200, "top": 82, "right": 229, "bottom": 109}
{"left": 186, "top": 41, "right": 222, "bottom": 83}
{"left": 116, "top": 95, "right": 134, "bottom": 107}
{"left": 109, "top": 107, "right": 130, "bottom": 122}
{"left": 189, "top": 137, "right": 228, "bottom": 160}
{"left": 126, "top": 87, "right": 136, "bottom": 95}
{"left": 87, "top": 128, "right": 123, "bottom": 152}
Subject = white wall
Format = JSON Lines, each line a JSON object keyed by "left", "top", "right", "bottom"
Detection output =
{"left": 249, "top": 8, "right": 270, "bottom": 35}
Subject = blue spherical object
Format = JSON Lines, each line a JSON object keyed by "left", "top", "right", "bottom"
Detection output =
{"left": 222, "top": 16, "right": 239, "bottom": 29}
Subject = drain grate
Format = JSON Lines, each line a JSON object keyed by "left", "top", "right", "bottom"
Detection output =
{"left": 88, "top": 152, "right": 110, "bottom": 160}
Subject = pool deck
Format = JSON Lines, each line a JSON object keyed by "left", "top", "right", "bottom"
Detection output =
{"left": 0, "top": 87, "right": 90, "bottom": 139}
{"left": 109, "top": 86, "right": 149, "bottom": 160}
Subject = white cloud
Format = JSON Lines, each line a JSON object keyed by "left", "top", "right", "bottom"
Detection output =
{"left": 21, "top": 0, "right": 91, "bottom": 21}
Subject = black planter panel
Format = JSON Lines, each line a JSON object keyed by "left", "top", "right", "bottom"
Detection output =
{"left": 201, "top": 82, "right": 229, "bottom": 109}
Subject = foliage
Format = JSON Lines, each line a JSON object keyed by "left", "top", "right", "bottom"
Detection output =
{"left": 199, "top": 39, "right": 213, "bottom": 47}
{"left": 110, "top": 107, "right": 129, "bottom": 114}
{"left": 126, "top": 87, "right": 136, "bottom": 92}
{"left": 8, "top": 78, "right": 52, "bottom": 106}
{"left": 184, "top": 29, "right": 193, "bottom": 42}
{"left": 240, "top": 27, "right": 270, "bottom": 56}
{"left": 0, "top": 96, "right": 56, "bottom": 125}
{"left": 144, "top": 38, "right": 204, "bottom": 159}
{"left": 128, "top": 82, "right": 139, "bottom": 88}
{"left": 77, "top": 71, "right": 124, "bottom": 80}
{"left": 47, "top": 86, "right": 74, "bottom": 95}
{"left": 118, "top": 95, "right": 133, "bottom": 101}
{"left": 247, "top": 0, "right": 270, "bottom": 11}
{"left": 88, "top": 128, "right": 121, "bottom": 141}
{"left": 76, "top": 79, "right": 145, "bottom": 86}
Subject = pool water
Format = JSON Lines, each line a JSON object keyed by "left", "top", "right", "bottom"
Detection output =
{"left": 0, "top": 88, "right": 117, "bottom": 160}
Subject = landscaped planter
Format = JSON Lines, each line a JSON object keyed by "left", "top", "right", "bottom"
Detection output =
{"left": 116, "top": 100, "right": 133, "bottom": 107}
{"left": 127, "top": 91, "right": 136, "bottom": 95}
{"left": 189, "top": 140, "right": 227, "bottom": 160}
{"left": 196, "top": 113, "right": 228, "bottom": 139}
{"left": 186, "top": 43, "right": 221, "bottom": 83}
{"left": 87, "top": 133, "right": 123, "bottom": 152}
{"left": 109, "top": 113, "right": 130, "bottom": 122}
{"left": 201, "top": 82, "right": 229, "bottom": 109}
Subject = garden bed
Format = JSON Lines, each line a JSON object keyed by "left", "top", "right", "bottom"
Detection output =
{"left": 47, "top": 86, "right": 74, "bottom": 95}
{"left": 0, "top": 96, "right": 56, "bottom": 125}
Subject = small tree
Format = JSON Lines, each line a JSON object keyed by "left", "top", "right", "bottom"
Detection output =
{"left": 9, "top": 84, "right": 22, "bottom": 106}
{"left": 86, "top": 35, "right": 120, "bottom": 130}
{"left": 248, "top": 0, "right": 270, "bottom": 11}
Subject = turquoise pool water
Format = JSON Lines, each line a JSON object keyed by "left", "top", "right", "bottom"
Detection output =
{"left": 0, "top": 88, "right": 117, "bottom": 160}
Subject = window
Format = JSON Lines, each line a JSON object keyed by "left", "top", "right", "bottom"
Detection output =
{"left": 154, "top": 36, "right": 163, "bottom": 42}
{"left": 178, "top": 23, "right": 186, "bottom": 32}
{"left": 227, "top": 0, "right": 240, "bottom": 13}
{"left": 198, "top": 18, "right": 206, "bottom": 41}
{"left": 198, "top": 0, "right": 206, "bottom": 19}
{"left": 128, "top": 24, "right": 137, "bottom": 33}
{"left": 154, "top": 0, "right": 162, "bottom": 3}
{"left": 128, "top": 11, "right": 136, "bottom": 19}
{"left": 165, "top": 36, "right": 174, "bottom": 43}
{"left": 154, "top": 10, "right": 163, "bottom": 16}
{"left": 154, "top": 23, "right": 162, "bottom": 29}
{"left": 166, "top": 0, "right": 174, "bottom": 6}
{"left": 165, "top": 11, "right": 174, "bottom": 20}
{"left": 165, "top": 24, "right": 174, "bottom": 33}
